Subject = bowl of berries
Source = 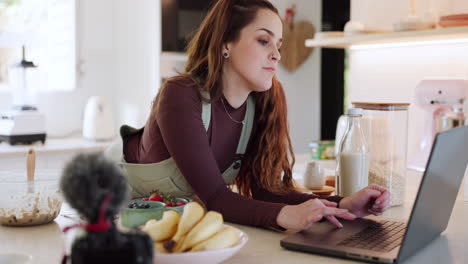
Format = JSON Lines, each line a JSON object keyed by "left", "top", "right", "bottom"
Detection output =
{"left": 120, "top": 190, "right": 192, "bottom": 228}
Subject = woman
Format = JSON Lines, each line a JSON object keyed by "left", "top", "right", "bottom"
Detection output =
{"left": 120, "top": 0, "right": 390, "bottom": 231}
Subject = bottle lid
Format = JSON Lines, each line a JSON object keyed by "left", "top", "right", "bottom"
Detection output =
{"left": 347, "top": 108, "right": 363, "bottom": 116}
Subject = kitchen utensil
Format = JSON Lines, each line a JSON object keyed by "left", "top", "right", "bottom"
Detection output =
{"left": 153, "top": 224, "right": 248, "bottom": 264}
{"left": 82, "top": 96, "right": 116, "bottom": 141}
{"left": 409, "top": 80, "right": 468, "bottom": 172}
{"left": 0, "top": 170, "right": 62, "bottom": 226}
{"left": 26, "top": 149, "right": 35, "bottom": 193}
{"left": 352, "top": 102, "right": 410, "bottom": 206}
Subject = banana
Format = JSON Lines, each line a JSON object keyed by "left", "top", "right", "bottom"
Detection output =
{"left": 172, "top": 202, "right": 205, "bottom": 242}
{"left": 144, "top": 219, "right": 158, "bottom": 227}
{"left": 189, "top": 226, "right": 239, "bottom": 252}
{"left": 164, "top": 202, "right": 205, "bottom": 252}
{"left": 142, "top": 210, "right": 181, "bottom": 242}
{"left": 171, "top": 234, "right": 186, "bottom": 253}
{"left": 154, "top": 241, "right": 169, "bottom": 254}
{"left": 175, "top": 211, "right": 223, "bottom": 252}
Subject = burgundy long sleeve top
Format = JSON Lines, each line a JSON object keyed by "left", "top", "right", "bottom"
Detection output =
{"left": 124, "top": 77, "right": 342, "bottom": 229}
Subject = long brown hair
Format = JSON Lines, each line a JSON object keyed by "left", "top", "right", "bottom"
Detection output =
{"left": 165, "top": 0, "right": 296, "bottom": 195}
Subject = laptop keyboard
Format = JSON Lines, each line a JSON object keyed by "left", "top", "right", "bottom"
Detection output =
{"left": 338, "top": 220, "right": 407, "bottom": 252}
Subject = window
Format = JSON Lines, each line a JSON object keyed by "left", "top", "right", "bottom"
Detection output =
{"left": 0, "top": 0, "right": 76, "bottom": 93}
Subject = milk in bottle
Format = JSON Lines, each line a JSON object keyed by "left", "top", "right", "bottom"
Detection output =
{"left": 336, "top": 108, "right": 369, "bottom": 197}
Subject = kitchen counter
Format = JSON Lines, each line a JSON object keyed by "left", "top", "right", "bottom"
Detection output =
{"left": 230, "top": 170, "right": 466, "bottom": 264}
{"left": 0, "top": 136, "right": 115, "bottom": 171}
{"left": 0, "top": 170, "right": 466, "bottom": 264}
{"left": 0, "top": 136, "right": 114, "bottom": 157}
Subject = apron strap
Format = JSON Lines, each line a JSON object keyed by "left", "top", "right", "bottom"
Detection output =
{"left": 235, "top": 95, "right": 255, "bottom": 156}
{"left": 201, "top": 91, "right": 211, "bottom": 131}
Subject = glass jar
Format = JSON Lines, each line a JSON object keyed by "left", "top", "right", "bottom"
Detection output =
{"left": 336, "top": 108, "right": 369, "bottom": 197}
{"left": 352, "top": 102, "right": 410, "bottom": 206}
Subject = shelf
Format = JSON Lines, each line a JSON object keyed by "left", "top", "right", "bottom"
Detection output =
{"left": 305, "top": 26, "right": 468, "bottom": 49}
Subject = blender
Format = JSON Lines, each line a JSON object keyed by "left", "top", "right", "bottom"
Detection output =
{"left": 0, "top": 46, "right": 46, "bottom": 145}
{"left": 409, "top": 79, "right": 468, "bottom": 172}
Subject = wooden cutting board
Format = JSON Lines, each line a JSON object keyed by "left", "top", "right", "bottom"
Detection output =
{"left": 280, "top": 20, "right": 315, "bottom": 72}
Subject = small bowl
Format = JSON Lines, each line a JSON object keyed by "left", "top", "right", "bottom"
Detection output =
{"left": 153, "top": 224, "right": 248, "bottom": 264}
{"left": 120, "top": 197, "right": 192, "bottom": 228}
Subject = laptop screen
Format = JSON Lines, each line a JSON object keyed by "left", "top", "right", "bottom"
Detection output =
{"left": 398, "top": 126, "right": 468, "bottom": 262}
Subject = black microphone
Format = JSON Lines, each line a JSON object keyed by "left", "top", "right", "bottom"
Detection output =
{"left": 60, "top": 152, "right": 153, "bottom": 264}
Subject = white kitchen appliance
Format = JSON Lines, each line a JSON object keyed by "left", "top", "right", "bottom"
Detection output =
{"left": 0, "top": 105, "right": 46, "bottom": 145}
{"left": 409, "top": 79, "right": 468, "bottom": 172}
{"left": 82, "top": 96, "right": 115, "bottom": 141}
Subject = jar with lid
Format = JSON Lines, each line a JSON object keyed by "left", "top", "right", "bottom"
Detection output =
{"left": 352, "top": 102, "right": 410, "bottom": 206}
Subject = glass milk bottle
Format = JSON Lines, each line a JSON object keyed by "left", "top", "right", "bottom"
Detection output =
{"left": 336, "top": 108, "right": 369, "bottom": 197}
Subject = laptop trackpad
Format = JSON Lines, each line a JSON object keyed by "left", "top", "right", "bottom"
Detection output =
{"left": 291, "top": 218, "right": 374, "bottom": 246}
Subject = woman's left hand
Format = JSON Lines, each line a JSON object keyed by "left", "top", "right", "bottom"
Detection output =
{"left": 338, "top": 184, "right": 391, "bottom": 218}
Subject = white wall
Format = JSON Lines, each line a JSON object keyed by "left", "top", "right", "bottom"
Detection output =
{"left": 351, "top": 0, "right": 468, "bottom": 31}
{"left": 111, "top": 0, "right": 161, "bottom": 128}
{"left": 270, "top": 0, "right": 322, "bottom": 154}
{"left": 0, "top": 0, "right": 161, "bottom": 137}
{"left": 348, "top": 0, "right": 468, "bottom": 164}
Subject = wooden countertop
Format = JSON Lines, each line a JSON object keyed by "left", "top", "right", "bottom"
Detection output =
{"left": 0, "top": 170, "right": 466, "bottom": 264}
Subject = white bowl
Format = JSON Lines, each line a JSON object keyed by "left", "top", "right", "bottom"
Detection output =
{"left": 153, "top": 225, "right": 248, "bottom": 264}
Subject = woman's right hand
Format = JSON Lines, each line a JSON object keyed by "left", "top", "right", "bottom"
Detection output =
{"left": 276, "top": 198, "right": 357, "bottom": 231}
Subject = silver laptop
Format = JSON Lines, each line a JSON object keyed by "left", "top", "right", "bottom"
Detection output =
{"left": 281, "top": 126, "right": 468, "bottom": 264}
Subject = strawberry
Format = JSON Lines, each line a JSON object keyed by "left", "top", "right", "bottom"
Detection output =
{"left": 165, "top": 202, "right": 174, "bottom": 207}
{"left": 141, "top": 198, "right": 149, "bottom": 201}
{"left": 149, "top": 194, "right": 163, "bottom": 202}
{"left": 175, "top": 201, "right": 186, "bottom": 206}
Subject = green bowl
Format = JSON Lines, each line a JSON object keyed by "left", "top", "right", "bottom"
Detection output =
{"left": 120, "top": 197, "right": 192, "bottom": 228}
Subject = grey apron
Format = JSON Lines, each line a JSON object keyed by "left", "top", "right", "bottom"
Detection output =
{"left": 105, "top": 93, "right": 255, "bottom": 199}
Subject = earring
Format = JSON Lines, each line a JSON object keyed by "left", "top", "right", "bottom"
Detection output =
{"left": 223, "top": 52, "right": 229, "bottom": 58}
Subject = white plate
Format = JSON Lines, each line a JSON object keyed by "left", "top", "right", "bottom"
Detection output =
{"left": 153, "top": 225, "right": 248, "bottom": 264}
{"left": 0, "top": 253, "right": 32, "bottom": 264}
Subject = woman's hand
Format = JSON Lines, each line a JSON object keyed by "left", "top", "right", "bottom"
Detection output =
{"left": 276, "top": 198, "right": 357, "bottom": 231}
{"left": 339, "top": 184, "right": 391, "bottom": 218}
